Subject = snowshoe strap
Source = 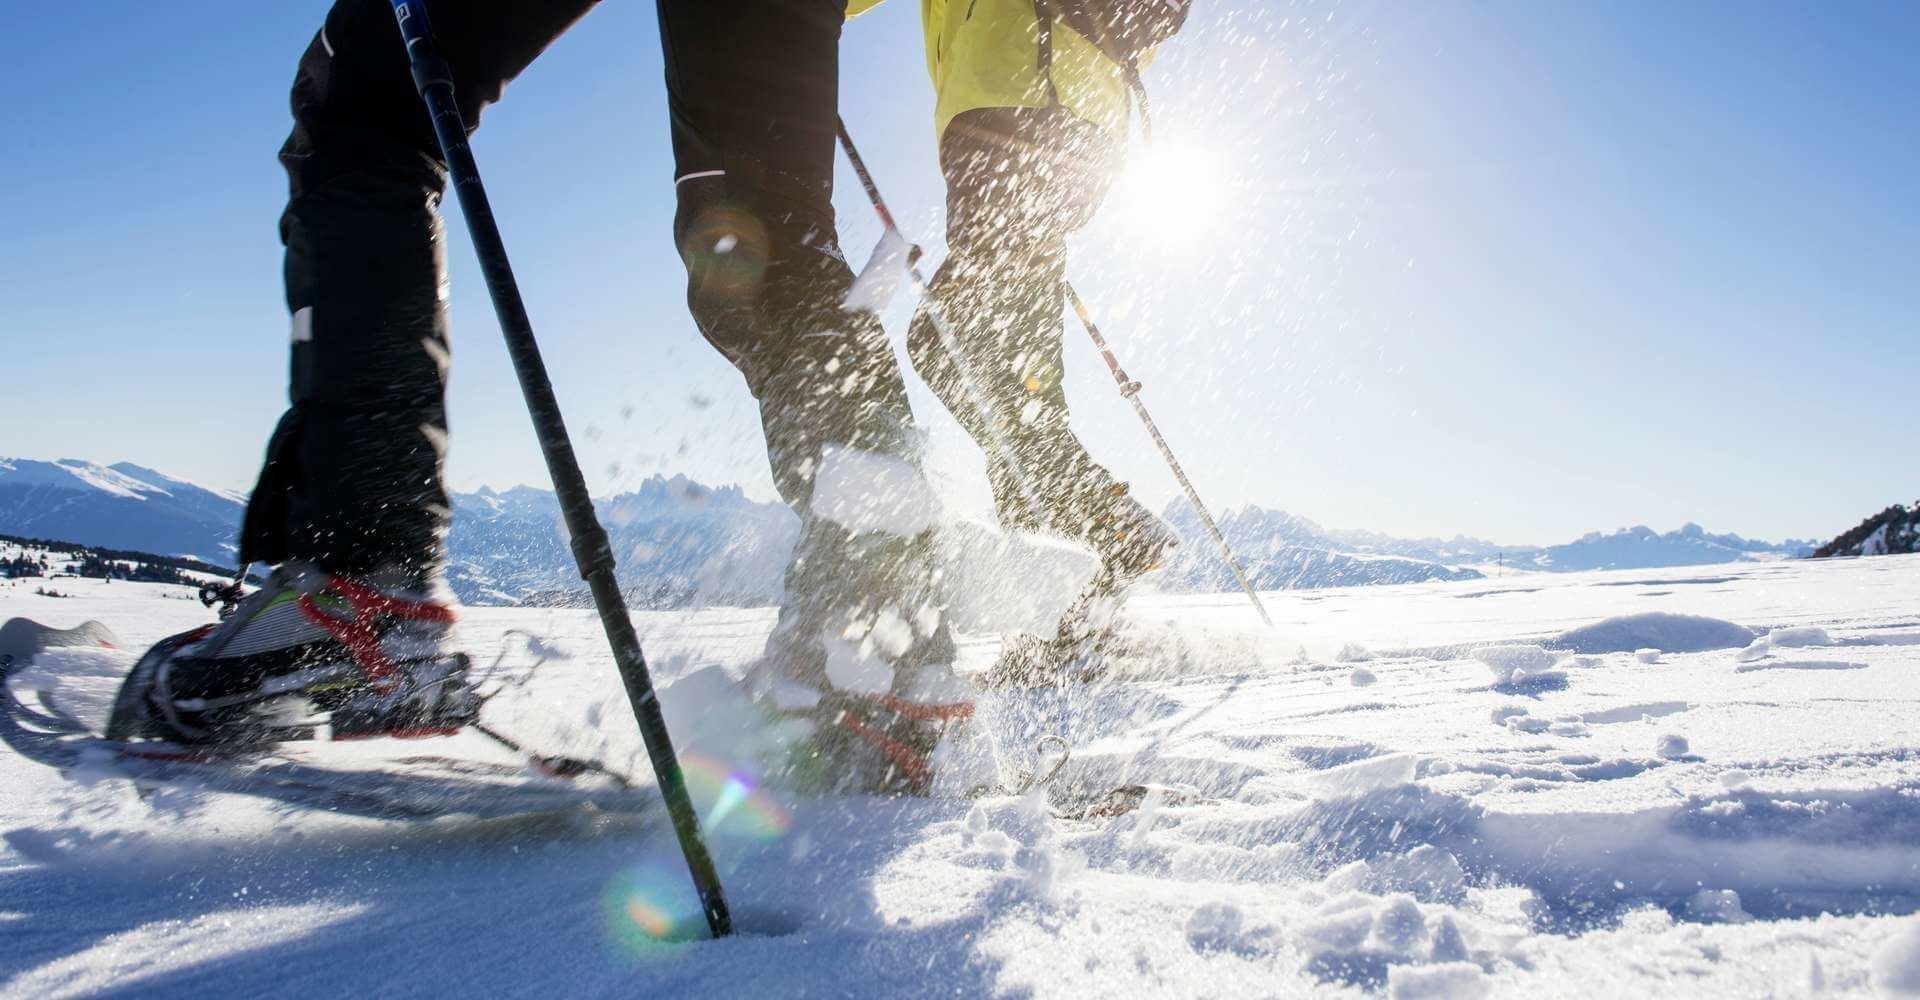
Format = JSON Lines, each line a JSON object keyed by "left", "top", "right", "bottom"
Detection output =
{"left": 296, "top": 576, "right": 455, "bottom": 692}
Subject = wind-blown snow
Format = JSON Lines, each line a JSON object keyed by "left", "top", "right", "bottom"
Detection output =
{"left": 3, "top": 554, "right": 1917, "bottom": 996}
{"left": 809, "top": 446, "right": 940, "bottom": 538}
{"left": 8, "top": 646, "right": 132, "bottom": 732}
{"left": 844, "top": 228, "right": 913, "bottom": 314}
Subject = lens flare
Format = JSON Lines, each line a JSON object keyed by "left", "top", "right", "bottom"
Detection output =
{"left": 625, "top": 897, "right": 673, "bottom": 938}
{"left": 601, "top": 754, "right": 789, "bottom": 954}
{"left": 679, "top": 752, "right": 791, "bottom": 841}
{"left": 604, "top": 864, "right": 699, "bottom": 953}
{"left": 680, "top": 203, "right": 768, "bottom": 299}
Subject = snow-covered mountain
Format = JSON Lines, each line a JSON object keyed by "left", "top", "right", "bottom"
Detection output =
{"left": 1160, "top": 504, "right": 1486, "bottom": 591}
{"left": 1500, "top": 522, "right": 1815, "bottom": 571}
{"left": 1813, "top": 502, "right": 1918, "bottom": 558}
{"left": 0, "top": 457, "right": 1822, "bottom": 606}
{"left": 445, "top": 476, "right": 796, "bottom": 608}
{"left": 0, "top": 458, "right": 245, "bottom": 566}
{"left": 0, "top": 458, "right": 798, "bottom": 608}
{"left": 1159, "top": 504, "right": 1815, "bottom": 590}
{"left": 1321, "top": 520, "right": 1815, "bottom": 568}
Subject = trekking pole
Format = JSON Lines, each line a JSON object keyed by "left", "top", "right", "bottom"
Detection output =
{"left": 836, "top": 120, "right": 1270, "bottom": 629}
{"left": 835, "top": 119, "right": 1052, "bottom": 525}
{"left": 388, "top": 0, "right": 730, "bottom": 937}
{"left": 1063, "top": 284, "right": 1272, "bottom": 628}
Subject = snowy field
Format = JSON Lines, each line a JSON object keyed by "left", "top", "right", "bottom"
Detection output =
{"left": 3, "top": 554, "right": 1919, "bottom": 997}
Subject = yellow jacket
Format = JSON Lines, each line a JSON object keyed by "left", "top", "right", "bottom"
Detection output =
{"left": 849, "top": 0, "right": 1135, "bottom": 142}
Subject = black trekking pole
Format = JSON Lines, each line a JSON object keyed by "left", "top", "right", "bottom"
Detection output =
{"left": 1063, "top": 284, "right": 1272, "bottom": 627}
{"left": 388, "top": 0, "right": 730, "bottom": 937}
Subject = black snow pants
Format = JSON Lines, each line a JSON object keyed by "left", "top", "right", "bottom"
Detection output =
{"left": 241, "top": 0, "right": 600, "bottom": 578}
{"left": 906, "top": 106, "right": 1123, "bottom": 536}
{"left": 241, "top": 0, "right": 947, "bottom": 689}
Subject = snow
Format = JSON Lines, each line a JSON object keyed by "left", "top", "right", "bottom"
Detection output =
{"left": 1684, "top": 888, "right": 1752, "bottom": 924}
{"left": 1386, "top": 961, "right": 1489, "bottom": 1000}
{"left": 3, "top": 554, "right": 1919, "bottom": 996}
{"left": 843, "top": 228, "right": 914, "bottom": 314}
{"left": 106, "top": 462, "right": 248, "bottom": 506}
{"left": 1875, "top": 916, "right": 1920, "bottom": 997}
{"left": 820, "top": 623, "right": 898, "bottom": 695}
{"left": 1471, "top": 644, "right": 1567, "bottom": 691}
{"left": 808, "top": 445, "right": 940, "bottom": 538}
{"left": 1737, "top": 625, "right": 1839, "bottom": 662}
{"left": 933, "top": 520, "right": 1097, "bottom": 635}
{"left": 8, "top": 646, "right": 132, "bottom": 732}
{"left": 0, "top": 458, "right": 157, "bottom": 501}
{"left": 1548, "top": 611, "right": 1754, "bottom": 654}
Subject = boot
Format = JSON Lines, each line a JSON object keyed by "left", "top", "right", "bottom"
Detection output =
{"left": 119, "top": 563, "right": 479, "bottom": 745}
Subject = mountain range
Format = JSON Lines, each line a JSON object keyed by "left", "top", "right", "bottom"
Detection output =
{"left": 1812, "top": 502, "right": 1917, "bottom": 558}
{"left": 0, "top": 458, "right": 244, "bottom": 566}
{"left": 0, "top": 456, "right": 1831, "bottom": 607}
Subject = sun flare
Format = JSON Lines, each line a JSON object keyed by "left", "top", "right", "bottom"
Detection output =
{"left": 1107, "top": 141, "right": 1234, "bottom": 250}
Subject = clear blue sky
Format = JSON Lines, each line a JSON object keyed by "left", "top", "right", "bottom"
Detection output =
{"left": 2, "top": 1, "right": 1913, "bottom": 545}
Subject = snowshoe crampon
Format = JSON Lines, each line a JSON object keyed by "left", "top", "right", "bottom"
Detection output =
{"left": 1051, "top": 783, "right": 1208, "bottom": 821}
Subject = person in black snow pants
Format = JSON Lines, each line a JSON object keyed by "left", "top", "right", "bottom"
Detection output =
{"left": 127, "top": 0, "right": 971, "bottom": 796}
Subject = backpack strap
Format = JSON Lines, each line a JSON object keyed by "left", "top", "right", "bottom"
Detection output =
{"left": 1033, "top": 0, "right": 1063, "bottom": 106}
{"left": 1035, "top": 0, "right": 1180, "bottom": 143}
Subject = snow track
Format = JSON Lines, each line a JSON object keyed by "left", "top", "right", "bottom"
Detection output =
{"left": 3, "top": 555, "right": 1918, "bottom": 996}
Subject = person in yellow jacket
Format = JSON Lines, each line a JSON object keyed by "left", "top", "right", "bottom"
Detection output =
{"left": 854, "top": 0, "right": 1182, "bottom": 583}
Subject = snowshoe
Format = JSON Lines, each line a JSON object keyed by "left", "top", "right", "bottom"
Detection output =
{"left": 111, "top": 564, "right": 480, "bottom": 746}
{"left": 2, "top": 616, "right": 644, "bottom": 822}
{"left": 977, "top": 562, "right": 1138, "bottom": 689}
{"left": 752, "top": 655, "right": 977, "bottom": 797}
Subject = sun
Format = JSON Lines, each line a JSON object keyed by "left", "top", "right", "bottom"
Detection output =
{"left": 1105, "top": 140, "right": 1234, "bottom": 250}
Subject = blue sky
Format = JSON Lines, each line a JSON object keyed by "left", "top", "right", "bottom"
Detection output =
{"left": 2, "top": 1, "right": 1913, "bottom": 545}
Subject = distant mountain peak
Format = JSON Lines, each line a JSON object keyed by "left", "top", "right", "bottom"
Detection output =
{"left": 1165, "top": 502, "right": 1808, "bottom": 581}
{"left": 1, "top": 455, "right": 1839, "bottom": 608}
{"left": 0, "top": 456, "right": 247, "bottom": 565}
{"left": 1812, "top": 502, "right": 1918, "bottom": 559}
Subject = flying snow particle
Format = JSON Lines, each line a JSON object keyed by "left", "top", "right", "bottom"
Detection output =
{"left": 810, "top": 446, "right": 939, "bottom": 538}
{"left": 1684, "top": 888, "right": 1752, "bottom": 925}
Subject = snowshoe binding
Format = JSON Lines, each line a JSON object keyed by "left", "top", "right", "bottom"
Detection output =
{"left": 110, "top": 564, "right": 480, "bottom": 747}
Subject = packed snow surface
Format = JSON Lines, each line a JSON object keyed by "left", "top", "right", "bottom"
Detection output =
{"left": 2, "top": 555, "right": 1918, "bottom": 996}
